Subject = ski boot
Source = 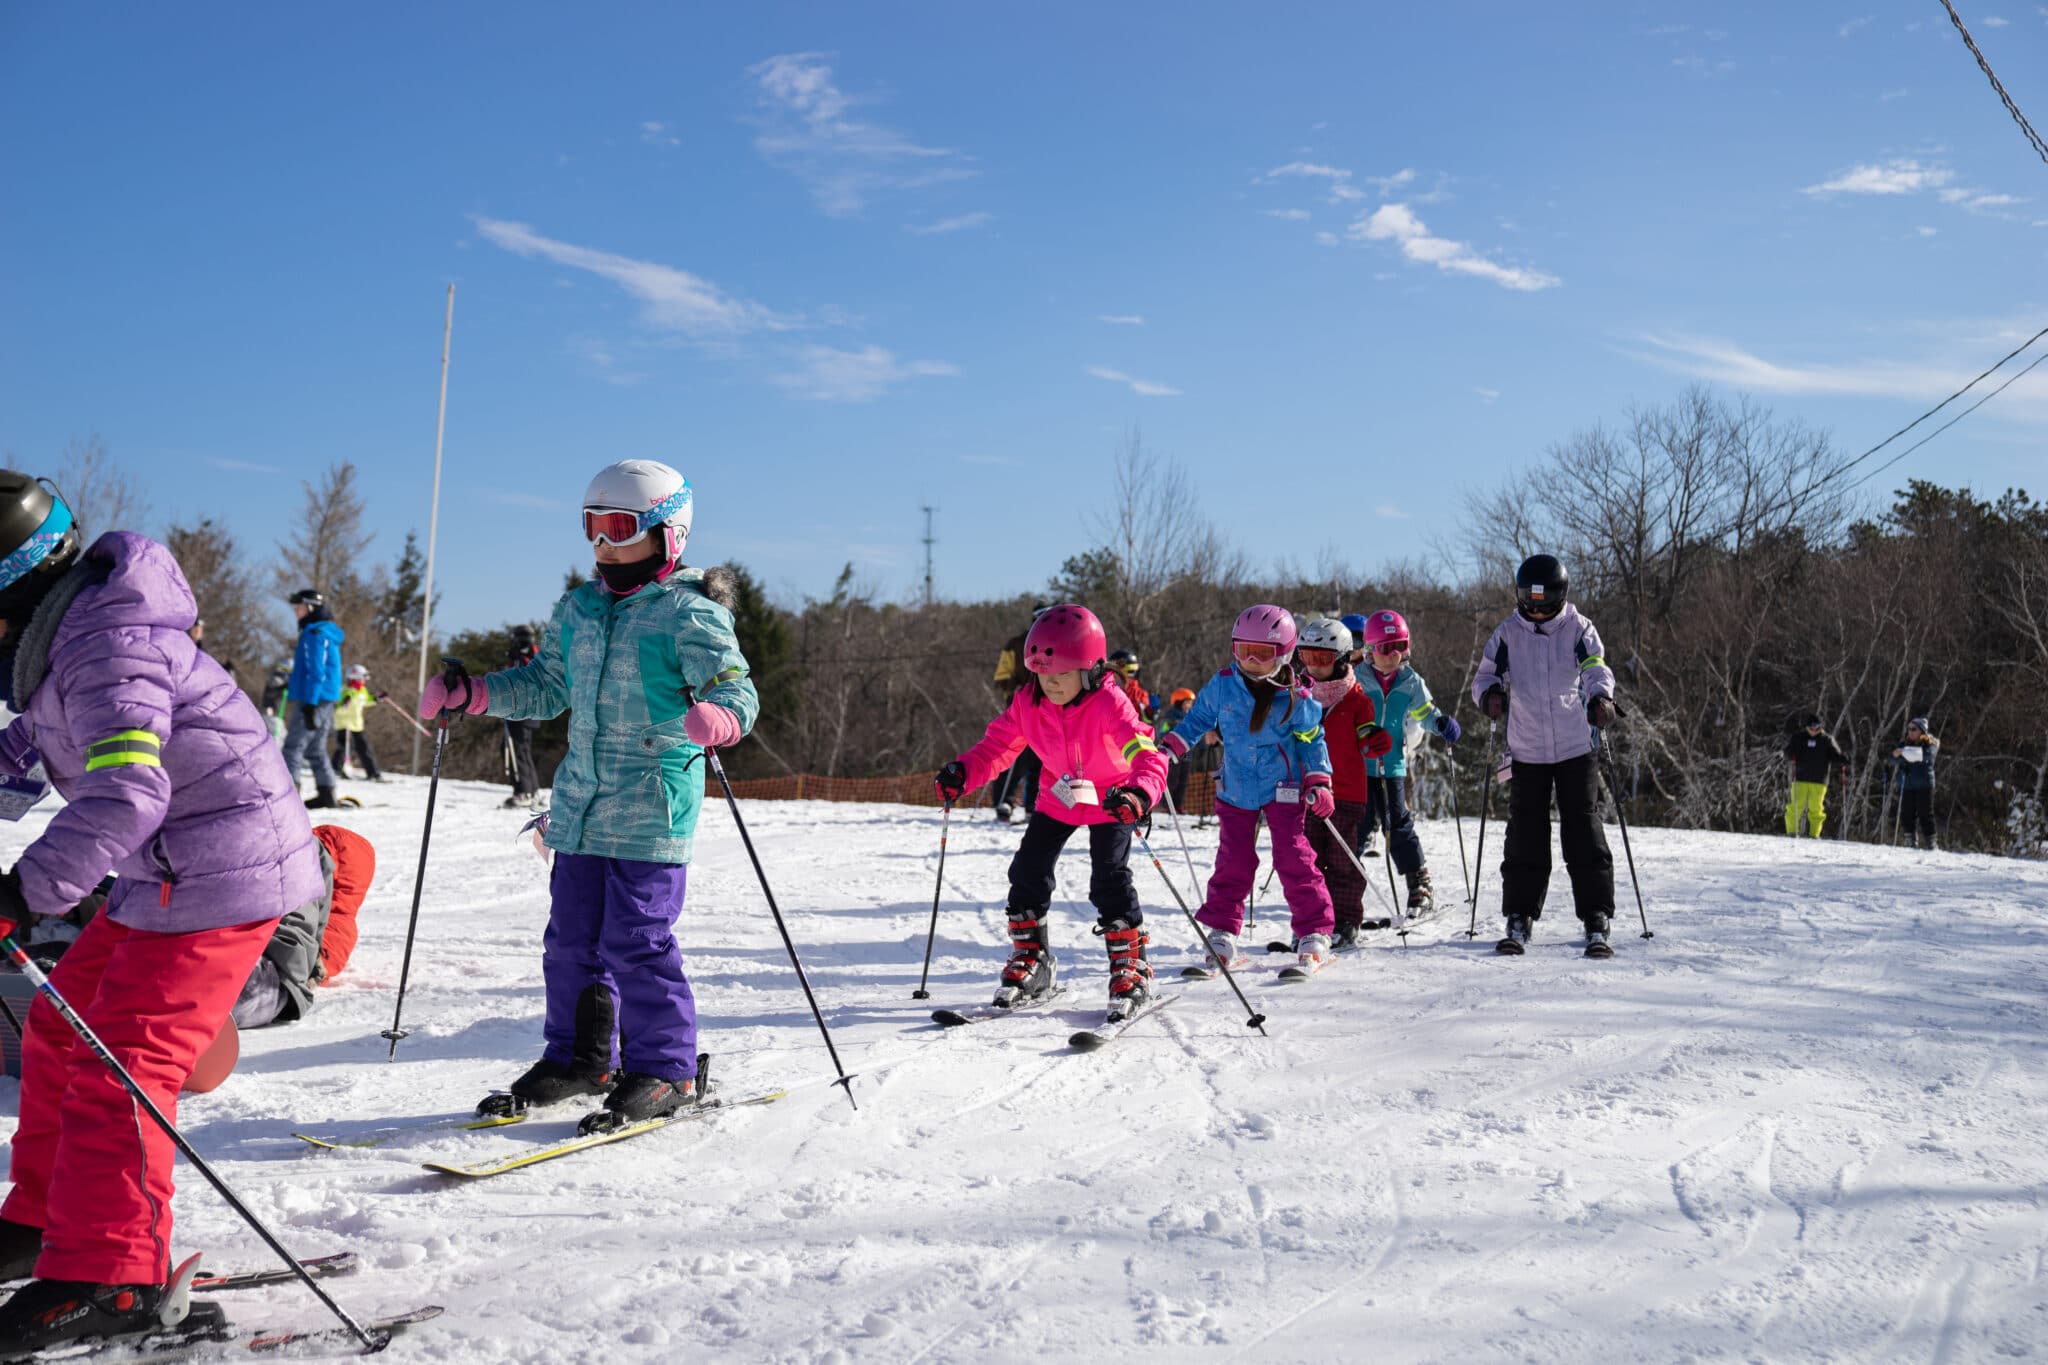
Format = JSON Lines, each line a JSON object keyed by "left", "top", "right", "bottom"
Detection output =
{"left": 0, "top": 1216, "right": 41, "bottom": 1281}
{"left": 1584, "top": 915, "right": 1614, "bottom": 960}
{"left": 1102, "top": 920, "right": 1153, "bottom": 1023}
{"left": 994, "top": 801, "right": 1015, "bottom": 824}
{"left": 1205, "top": 928, "right": 1246, "bottom": 972}
{"left": 480, "top": 986, "right": 616, "bottom": 1117}
{"left": 1405, "top": 868, "right": 1435, "bottom": 917}
{"left": 1294, "top": 932, "right": 1333, "bottom": 975}
{"left": 992, "top": 906, "right": 1056, "bottom": 1008}
{"left": 304, "top": 787, "right": 338, "bottom": 810}
{"left": 1332, "top": 922, "right": 1364, "bottom": 952}
{"left": 0, "top": 1258, "right": 215, "bottom": 1358}
{"left": 1495, "top": 914, "right": 1531, "bottom": 956}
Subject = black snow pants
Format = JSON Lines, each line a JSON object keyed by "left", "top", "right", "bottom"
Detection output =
{"left": 1500, "top": 752, "right": 1614, "bottom": 925}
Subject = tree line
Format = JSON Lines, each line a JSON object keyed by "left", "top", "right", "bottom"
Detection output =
{"left": 19, "top": 391, "right": 2046, "bottom": 856}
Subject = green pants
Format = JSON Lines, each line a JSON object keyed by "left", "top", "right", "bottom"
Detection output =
{"left": 1785, "top": 780, "right": 1827, "bottom": 837}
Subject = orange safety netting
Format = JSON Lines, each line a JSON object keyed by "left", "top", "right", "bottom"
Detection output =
{"left": 720, "top": 769, "right": 1218, "bottom": 816}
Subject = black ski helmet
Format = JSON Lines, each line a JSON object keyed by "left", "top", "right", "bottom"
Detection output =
{"left": 511, "top": 624, "right": 538, "bottom": 646}
{"left": 288, "top": 588, "right": 324, "bottom": 608}
{"left": 1515, "top": 554, "right": 1568, "bottom": 619}
{"left": 1108, "top": 648, "right": 1139, "bottom": 674}
{"left": 0, "top": 472, "right": 82, "bottom": 630}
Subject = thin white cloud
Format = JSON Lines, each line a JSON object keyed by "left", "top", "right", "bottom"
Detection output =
{"left": 1804, "top": 160, "right": 1953, "bottom": 195}
{"left": 1264, "top": 208, "right": 1312, "bottom": 221}
{"left": 772, "top": 344, "right": 958, "bottom": 402}
{"left": 905, "top": 211, "right": 993, "bottom": 235}
{"left": 1673, "top": 53, "right": 1737, "bottom": 75}
{"left": 1087, "top": 365, "right": 1181, "bottom": 398}
{"left": 639, "top": 120, "right": 680, "bottom": 147}
{"left": 566, "top": 336, "right": 646, "bottom": 387}
{"left": 1637, "top": 22, "right": 1691, "bottom": 35}
{"left": 1351, "top": 203, "right": 1561, "bottom": 291}
{"left": 1375, "top": 504, "right": 1410, "bottom": 520}
{"left": 1880, "top": 87, "right": 1912, "bottom": 100}
{"left": 1839, "top": 15, "right": 1875, "bottom": 37}
{"left": 1314, "top": 230, "right": 1340, "bottom": 247}
{"left": 1630, "top": 330, "right": 2048, "bottom": 419}
{"left": 1983, "top": 15, "right": 2011, "bottom": 26}
{"left": 1473, "top": 386, "right": 1501, "bottom": 404}
{"left": 1916, "top": 225, "right": 1939, "bottom": 237}
{"left": 1259, "top": 161, "right": 1366, "bottom": 202}
{"left": 206, "top": 457, "right": 280, "bottom": 475}
{"left": 1097, "top": 314, "right": 1146, "bottom": 326}
{"left": 748, "top": 53, "right": 973, "bottom": 216}
{"left": 473, "top": 217, "right": 792, "bottom": 335}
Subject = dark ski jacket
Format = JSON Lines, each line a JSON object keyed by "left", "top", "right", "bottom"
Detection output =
{"left": 1888, "top": 735, "right": 1940, "bottom": 791}
{"left": 1784, "top": 731, "right": 1847, "bottom": 784}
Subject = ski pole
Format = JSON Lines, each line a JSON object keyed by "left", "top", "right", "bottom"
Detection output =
{"left": 1317, "top": 814, "right": 1406, "bottom": 936}
{"left": 1134, "top": 829, "right": 1267, "bottom": 1035}
{"left": 910, "top": 801, "right": 953, "bottom": 1000}
{"left": 1157, "top": 783, "right": 1207, "bottom": 909}
{"left": 0, "top": 935, "right": 387, "bottom": 1351}
{"left": 707, "top": 751, "right": 859, "bottom": 1110}
{"left": 1374, "top": 776, "right": 1410, "bottom": 943}
{"left": 1466, "top": 721, "right": 1498, "bottom": 940}
{"left": 377, "top": 694, "right": 436, "bottom": 743}
{"left": 383, "top": 657, "right": 464, "bottom": 1058}
{"left": 1593, "top": 733, "right": 1653, "bottom": 939}
{"left": 1445, "top": 747, "right": 1474, "bottom": 908}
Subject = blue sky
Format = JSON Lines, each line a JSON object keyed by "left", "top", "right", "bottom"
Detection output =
{"left": 3, "top": 3, "right": 2045, "bottom": 632}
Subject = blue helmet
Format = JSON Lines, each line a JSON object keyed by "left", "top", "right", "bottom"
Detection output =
{"left": 1340, "top": 613, "right": 1369, "bottom": 646}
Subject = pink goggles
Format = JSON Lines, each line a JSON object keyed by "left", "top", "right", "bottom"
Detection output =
{"left": 1232, "top": 640, "right": 1282, "bottom": 666}
{"left": 582, "top": 507, "right": 653, "bottom": 547}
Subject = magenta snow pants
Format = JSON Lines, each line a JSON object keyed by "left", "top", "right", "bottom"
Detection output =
{"left": 1194, "top": 798, "right": 1334, "bottom": 939}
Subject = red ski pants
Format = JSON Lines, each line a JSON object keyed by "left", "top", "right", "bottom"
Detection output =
{"left": 2, "top": 912, "right": 273, "bottom": 1284}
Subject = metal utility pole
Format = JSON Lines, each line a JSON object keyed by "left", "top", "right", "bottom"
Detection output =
{"left": 412, "top": 284, "right": 455, "bottom": 775}
{"left": 920, "top": 504, "right": 937, "bottom": 607}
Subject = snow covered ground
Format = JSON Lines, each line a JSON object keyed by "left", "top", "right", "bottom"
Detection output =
{"left": 3, "top": 774, "right": 2046, "bottom": 1364}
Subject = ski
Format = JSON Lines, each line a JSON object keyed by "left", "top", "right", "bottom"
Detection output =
{"left": 1585, "top": 940, "right": 1615, "bottom": 960}
{"left": 1277, "top": 951, "right": 1335, "bottom": 982}
{"left": 292, "top": 1111, "right": 527, "bottom": 1149}
{"left": 4, "top": 1304, "right": 441, "bottom": 1362}
{"left": 1178, "top": 954, "right": 1248, "bottom": 981}
{"left": 931, "top": 984, "right": 1068, "bottom": 1027}
{"left": 421, "top": 1090, "right": 786, "bottom": 1178}
{"left": 5, "top": 1254, "right": 358, "bottom": 1299}
{"left": 1068, "top": 993, "right": 1179, "bottom": 1051}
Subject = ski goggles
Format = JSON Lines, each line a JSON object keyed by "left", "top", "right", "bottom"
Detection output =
{"left": 582, "top": 506, "right": 656, "bottom": 547}
{"left": 1373, "top": 639, "right": 1409, "bottom": 655}
{"left": 1232, "top": 640, "right": 1282, "bottom": 666}
{"left": 1296, "top": 646, "right": 1339, "bottom": 667}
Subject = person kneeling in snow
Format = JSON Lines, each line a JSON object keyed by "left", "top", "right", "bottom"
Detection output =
{"left": 421, "top": 459, "right": 757, "bottom": 1126}
{"left": 232, "top": 824, "right": 374, "bottom": 1029}
{"left": 0, "top": 473, "right": 324, "bottom": 1355}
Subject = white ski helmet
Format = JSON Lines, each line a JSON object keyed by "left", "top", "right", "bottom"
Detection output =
{"left": 1297, "top": 618, "right": 1352, "bottom": 655}
{"left": 582, "top": 459, "right": 693, "bottom": 564}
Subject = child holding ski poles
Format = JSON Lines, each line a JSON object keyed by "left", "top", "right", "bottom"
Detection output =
{"left": 1295, "top": 618, "right": 1395, "bottom": 946}
{"left": 1356, "top": 610, "right": 1460, "bottom": 915}
{"left": 0, "top": 474, "right": 326, "bottom": 1355}
{"left": 1472, "top": 554, "right": 1619, "bottom": 957}
{"left": 330, "top": 664, "right": 382, "bottom": 780}
{"left": 421, "top": 459, "right": 758, "bottom": 1128}
{"left": 935, "top": 604, "right": 1169, "bottom": 1024}
{"left": 1159, "top": 605, "right": 1338, "bottom": 976}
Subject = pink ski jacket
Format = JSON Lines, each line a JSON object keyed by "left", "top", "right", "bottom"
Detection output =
{"left": 959, "top": 682, "right": 1168, "bottom": 826}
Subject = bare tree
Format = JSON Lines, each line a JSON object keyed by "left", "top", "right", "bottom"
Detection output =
{"left": 164, "top": 519, "right": 283, "bottom": 690}
{"left": 55, "top": 435, "right": 146, "bottom": 537}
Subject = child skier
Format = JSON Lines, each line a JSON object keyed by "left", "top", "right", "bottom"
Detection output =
{"left": 1295, "top": 618, "right": 1395, "bottom": 946}
{"left": 1356, "top": 610, "right": 1461, "bottom": 915}
{"left": 1160, "top": 605, "right": 1338, "bottom": 975}
{"left": 935, "top": 604, "right": 1169, "bottom": 1022}
{"left": 1471, "top": 554, "right": 1619, "bottom": 957}
{"left": 1784, "top": 712, "right": 1847, "bottom": 838}
{"left": 421, "top": 459, "right": 758, "bottom": 1126}
{"left": 330, "top": 664, "right": 382, "bottom": 780}
{"left": 0, "top": 474, "right": 325, "bottom": 1355}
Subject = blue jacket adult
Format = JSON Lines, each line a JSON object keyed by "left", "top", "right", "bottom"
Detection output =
{"left": 1360, "top": 661, "right": 1451, "bottom": 780}
{"left": 1470, "top": 603, "right": 1615, "bottom": 766}
{"left": 1169, "top": 666, "right": 1331, "bottom": 809}
{"left": 287, "top": 606, "right": 345, "bottom": 705}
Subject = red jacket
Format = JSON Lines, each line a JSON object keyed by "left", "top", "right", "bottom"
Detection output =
{"left": 1308, "top": 675, "right": 1378, "bottom": 803}
{"left": 313, "top": 824, "right": 374, "bottom": 983}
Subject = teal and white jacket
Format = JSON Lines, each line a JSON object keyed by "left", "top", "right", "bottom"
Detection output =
{"left": 483, "top": 567, "right": 758, "bottom": 865}
{"left": 1361, "top": 662, "right": 1448, "bottom": 780}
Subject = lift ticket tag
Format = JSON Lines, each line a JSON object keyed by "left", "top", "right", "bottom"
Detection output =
{"left": 0, "top": 765, "right": 51, "bottom": 822}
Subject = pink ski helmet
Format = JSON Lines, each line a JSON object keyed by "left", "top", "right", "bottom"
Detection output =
{"left": 1023, "top": 604, "right": 1108, "bottom": 674}
{"left": 1362, "top": 610, "right": 1410, "bottom": 650}
{"left": 1231, "top": 604, "right": 1298, "bottom": 654}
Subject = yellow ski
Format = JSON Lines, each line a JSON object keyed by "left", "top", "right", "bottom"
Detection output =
{"left": 293, "top": 1111, "right": 528, "bottom": 1150}
{"left": 422, "top": 1090, "right": 788, "bottom": 1178}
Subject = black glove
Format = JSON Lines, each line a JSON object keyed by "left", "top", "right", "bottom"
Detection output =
{"left": 1587, "top": 696, "right": 1619, "bottom": 729}
{"left": 299, "top": 704, "right": 317, "bottom": 730}
{"left": 1481, "top": 685, "right": 1506, "bottom": 720}
{"left": 1101, "top": 785, "right": 1152, "bottom": 826}
{"left": 0, "top": 867, "right": 28, "bottom": 941}
{"left": 935, "top": 760, "right": 968, "bottom": 803}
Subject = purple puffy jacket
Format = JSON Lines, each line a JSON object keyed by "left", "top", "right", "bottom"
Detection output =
{"left": 0, "top": 533, "right": 322, "bottom": 932}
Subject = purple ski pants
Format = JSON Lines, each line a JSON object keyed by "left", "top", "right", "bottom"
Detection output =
{"left": 1194, "top": 798, "right": 1334, "bottom": 939}
{"left": 543, "top": 852, "right": 697, "bottom": 1082}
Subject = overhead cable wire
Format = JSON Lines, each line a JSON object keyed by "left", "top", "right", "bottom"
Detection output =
{"left": 1940, "top": 0, "right": 2048, "bottom": 169}
{"left": 1844, "top": 347, "right": 2048, "bottom": 495}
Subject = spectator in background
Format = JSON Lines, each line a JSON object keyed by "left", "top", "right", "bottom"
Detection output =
{"left": 503, "top": 624, "right": 544, "bottom": 810}
{"left": 1157, "top": 687, "right": 1196, "bottom": 816}
{"left": 331, "top": 664, "right": 383, "bottom": 781}
{"left": 187, "top": 617, "right": 235, "bottom": 680}
{"left": 1888, "top": 716, "right": 1942, "bottom": 851}
{"left": 989, "top": 606, "right": 1047, "bottom": 822}
{"left": 281, "top": 588, "right": 345, "bottom": 809}
{"left": 1783, "top": 712, "right": 1848, "bottom": 838}
{"left": 1108, "top": 650, "right": 1156, "bottom": 721}
{"left": 259, "top": 658, "right": 291, "bottom": 744}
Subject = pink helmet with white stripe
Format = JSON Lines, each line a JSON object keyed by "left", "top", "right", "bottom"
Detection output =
{"left": 1362, "top": 610, "right": 1409, "bottom": 650}
{"left": 1231, "top": 604, "right": 1297, "bottom": 654}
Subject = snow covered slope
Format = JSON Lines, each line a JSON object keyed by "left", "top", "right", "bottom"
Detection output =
{"left": 4, "top": 777, "right": 2045, "bottom": 1363}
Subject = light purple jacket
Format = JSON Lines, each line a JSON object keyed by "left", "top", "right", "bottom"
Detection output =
{"left": 1470, "top": 603, "right": 1616, "bottom": 766}
{"left": 0, "top": 533, "right": 322, "bottom": 932}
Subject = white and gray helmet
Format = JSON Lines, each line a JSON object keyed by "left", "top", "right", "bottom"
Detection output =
{"left": 582, "top": 459, "right": 693, "bottom": 562}
{"left": 1297, "top": 617, "right": 1353, "bottom": 655}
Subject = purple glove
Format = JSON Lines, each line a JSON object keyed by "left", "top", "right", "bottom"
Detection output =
{"left": 1160, "top": 730, "right": 1191, "bottom": 760}
{"left": 1304, "top": 774, "right": 1335, "bottom": 820}
{"left": 418, "top": 673, "right": 489, "bottom": 719}
{"left": 1435, "top": 714, "right": 1462, "bottom": 746}
{"left": 684, "top": 702, "right": 742, "bottom": 749}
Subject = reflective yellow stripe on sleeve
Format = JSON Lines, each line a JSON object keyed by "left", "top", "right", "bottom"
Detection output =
{"left": 84, "top": 729, "right": 163, "bottom": 772}
{"left": 1120, "top": 736, "right": 1158, "bottom": 762}
{"left": 1292, "top": 725, "right": 1321, "bottom": 744}
{"left": 710, "top": 667, "right": 748, "bottom": 685}
{"left": 1579, "top": 654, "right": 1606, "bottom": 670}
